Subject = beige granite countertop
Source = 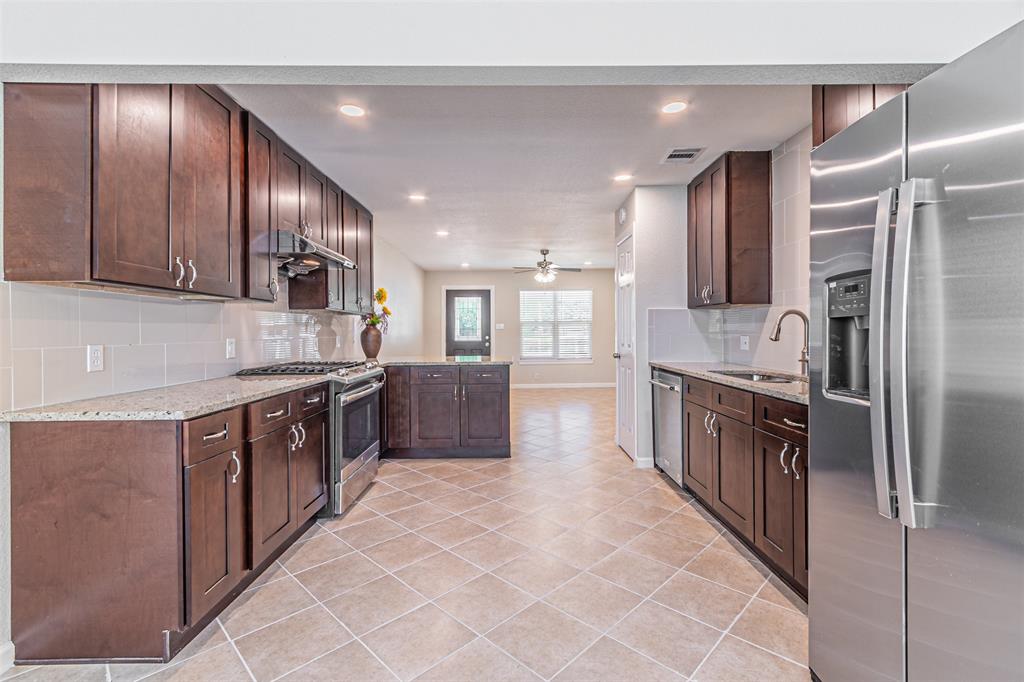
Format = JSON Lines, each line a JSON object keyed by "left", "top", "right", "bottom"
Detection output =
{"left": 382, "top": 356, "right": 513, "bottom": 366}
{"left": 0, "top": 375, "right": 329, "bottom": 422}
{"left": 649, "top": 361, "right": 809, "bottom": 405}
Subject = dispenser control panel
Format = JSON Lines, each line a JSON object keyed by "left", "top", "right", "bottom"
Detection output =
{"left": 827, "top": 274, "right": 870, "bottom": 318}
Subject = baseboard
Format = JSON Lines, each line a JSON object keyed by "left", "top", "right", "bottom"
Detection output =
{"left": 0, "top": 641, "right": 14, "bottom": 673}
{"left": 510, "top": 382, "right": 615, "bottom": 389}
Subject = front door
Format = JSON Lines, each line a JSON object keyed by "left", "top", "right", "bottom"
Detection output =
{"left": 445, "top": 289, "right": 491, "bottom": 357}
{"left": 615, "top": 235, "right": 636, "bottom": 459}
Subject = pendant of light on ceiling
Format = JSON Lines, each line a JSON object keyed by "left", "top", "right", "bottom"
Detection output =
{"left": 534, "top": 270, "right": 557, "bottom": 283}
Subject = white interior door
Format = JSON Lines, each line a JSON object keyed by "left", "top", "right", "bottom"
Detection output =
{"left": 615, "top": 235, "right": 636, "bottom": 459}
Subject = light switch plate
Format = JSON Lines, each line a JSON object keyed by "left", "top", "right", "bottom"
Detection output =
{"left": 496, "top": 323, "right": 505, "bottom": 330}
{"left": 86, "top": 345, "right": 104, "bottom": 372}
{"left": 739, "top": 335, "right": 750, "bottom": 351}
{"left": 225, "top": 338, "right": 236, "bottom": 359}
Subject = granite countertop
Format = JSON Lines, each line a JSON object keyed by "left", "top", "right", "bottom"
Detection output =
{"left": 382, "top": 356, "right": 514, "bottom": 366}
{"left": 0, "top": 375, "right": 329, "bottom": 423}
{"left": 649, "top": 361, "right": 809, "bottom": 405}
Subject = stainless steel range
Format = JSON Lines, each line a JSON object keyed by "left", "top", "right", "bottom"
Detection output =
{"left": 237, "top": 360, "right": 385, "bottom": 514}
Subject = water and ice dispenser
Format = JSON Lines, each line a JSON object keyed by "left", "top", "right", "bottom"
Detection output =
{"left": 825, "top": 272, "right": 871, "bottom": 398}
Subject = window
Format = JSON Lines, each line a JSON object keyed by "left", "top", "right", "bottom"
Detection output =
{"left": 453, "top": 295, "right": 483, "bottom": 342}
{"left": 520, "top": 290, "right": 593, "bottom": 361}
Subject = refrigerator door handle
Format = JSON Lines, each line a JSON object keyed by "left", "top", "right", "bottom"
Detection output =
{"left": 868, "top": 187, "right": 899, "bottom": 519}
{"left": 890, "top": 177, "right": 945, "bottom": 529}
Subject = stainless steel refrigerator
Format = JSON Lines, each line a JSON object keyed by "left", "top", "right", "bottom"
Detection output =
{"left": 809, "top": 22, "right": 1024, "bottom": 682}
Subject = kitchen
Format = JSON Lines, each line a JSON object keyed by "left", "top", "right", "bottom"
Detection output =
{"left": 0, "top": 4, "right": 1022, "bottom": 681}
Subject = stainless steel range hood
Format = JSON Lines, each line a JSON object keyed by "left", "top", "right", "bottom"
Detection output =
{"left": 274, "top": 230, "right": 356, "bottom": 277}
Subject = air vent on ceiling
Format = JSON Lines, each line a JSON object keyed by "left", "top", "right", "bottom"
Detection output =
{"left": 661, "top": 147, "right": 704, "bottom": 164}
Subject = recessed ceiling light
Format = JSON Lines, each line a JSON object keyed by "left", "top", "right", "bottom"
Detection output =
{"left": 661, "top": 101, "right": 688, "bottom": 114}
{"left": 614, "top": 174, "right": 633, "bottom": 182}
{"left": 584, "top": 261, "right": 593, "bottom": 265}
{"left": 408, "top": 193, "right": 427, "bottom": 202}
{"left": 435, "top": 230, "right": 449, "bottom": 237}
{"left": 339, "top": 104, "right": 365, "bottom": 117}
{"left": 460, "top": 262, "right": 470, "bottom": 268}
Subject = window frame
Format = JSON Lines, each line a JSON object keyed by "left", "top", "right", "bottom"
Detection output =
{"left": 518, "top": 288, "right": 594, "bottom": 364}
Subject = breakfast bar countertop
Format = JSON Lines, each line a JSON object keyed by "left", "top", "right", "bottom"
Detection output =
{"left": 381, "top": 356, "right": 514, "bottom": 366}
{"left": 649, "top": 361, "right": 810, "bottom": 405}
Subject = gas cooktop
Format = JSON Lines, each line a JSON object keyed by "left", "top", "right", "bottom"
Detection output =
{"left": 235, "top": 360, "right": 383, "bottom": 384}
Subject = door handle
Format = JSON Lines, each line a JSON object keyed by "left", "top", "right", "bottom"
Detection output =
{"left": 780, "top": 442, "right": 790, "bottom": 474}
{"left": 890, "top": 177, "right": 944, "bottom": 529}
{"left": 613, "top": 353, "right": 622, "bottom": 359}
{"left": 648, "top": 379, "right": 679, "bottom": 392}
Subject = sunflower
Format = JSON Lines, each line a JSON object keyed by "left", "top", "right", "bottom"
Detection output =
{"left": 382, "top": 305, "right": 392, "bottom": 316}
{"left": 375, "top": 287, "right": 388, "bottom": 304}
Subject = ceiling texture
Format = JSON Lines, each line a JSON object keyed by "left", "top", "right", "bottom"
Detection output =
{"left": 225, "top": 85, "right": 811, "bottom": 270}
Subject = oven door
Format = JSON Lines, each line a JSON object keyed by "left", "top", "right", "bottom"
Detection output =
{"left": 336, "top": 378, "right": 384, "bottom": 480}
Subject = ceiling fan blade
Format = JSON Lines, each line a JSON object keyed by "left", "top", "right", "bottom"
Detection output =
{"left": 512, "top": 270, "right": 535, "bottom": 274}
{"left": 512, "top": 267, "right": 536, "bottom": 272}
{"left": 555, "top": 268, "right": 582, "bottom": 272}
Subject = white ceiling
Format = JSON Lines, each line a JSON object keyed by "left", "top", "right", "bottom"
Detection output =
{"left": 224, "top": 85, "right": 810, "bottom": 270}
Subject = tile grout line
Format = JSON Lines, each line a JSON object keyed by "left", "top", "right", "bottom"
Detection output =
{"left": 216, "top": 618, "right": 258, "bottom": 682}
{"left": 688, "top": 574, "right": 770, "bottom": 681}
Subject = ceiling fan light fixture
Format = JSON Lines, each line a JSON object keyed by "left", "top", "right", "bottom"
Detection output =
{"left": 534, "top": 270, "right": 557, "bottom": 283}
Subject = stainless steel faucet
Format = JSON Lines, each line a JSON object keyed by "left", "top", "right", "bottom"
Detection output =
{"left": 769, "top": 309, "right": 810, "bottom": 377}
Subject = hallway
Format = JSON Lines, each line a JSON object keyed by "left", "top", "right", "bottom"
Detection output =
{"left": 6, "top": 389, "right": 808, "bottom": 682}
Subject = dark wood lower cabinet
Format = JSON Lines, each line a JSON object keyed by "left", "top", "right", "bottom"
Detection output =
{"left": 683, "top": 401, "right": 714, "bottom": 504}
{"left": 410, "top": 383, "right": 461, "bottom": 448}
{"left": 249, "top": 424, "right": 297, "bottom": 567}
{"left": 461, "top": 383, "right": 510, "bottom": 448}
{"left": 184, "top": 447, "right": 246, "bottom": 625}
{"left": 753, "top": 429, "right": 796, "bottom": 575}
{"left": 792, "top": 444, "right": 808, "bottom": 590}
{"left": 294, "top": 412, "right": 328, "bottom": 525}
{"left": 711, "top": 413, "right": 755, "bottom": 542}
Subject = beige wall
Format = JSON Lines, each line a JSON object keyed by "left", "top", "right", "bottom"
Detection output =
{"left": 422, "top": 269, "right": 615, "bottom": 386}
{"left": 373, "top": 238, "right": 426, "bottom": 360}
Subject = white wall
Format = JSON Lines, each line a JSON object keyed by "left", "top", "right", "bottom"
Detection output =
{"left": 373, "top": 237, "right": 426, "bottom": 360}
{"left": 421, "top": 269, "right": 616, "bottom": 387}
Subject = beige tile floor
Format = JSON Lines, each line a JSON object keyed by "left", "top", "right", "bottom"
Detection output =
{"left": 5, "top": 388, "right": 809, "bottom": 682}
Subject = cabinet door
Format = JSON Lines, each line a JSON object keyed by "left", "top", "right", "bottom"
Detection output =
{"left": 293, "top": 412, "right": 328, "bottom": 525}
{"left": 707, "top": 155, "right": 728, "bottom": 306}
{"left": 244, "top": 113, "right": 278, "bottom": 302}
{"left": 710, "top": 413, "right": 755, "bottom": 541}
{"left": 687, "top": 171, "right": 710, "bottom": 308}
{"left": 792, "top": 443, "right": 808, "bottom": 590}
{"left": 326, "top": 181, "right": 344, "bottom": 309}
{"left": 409, "top": 383, "right": 460, "bottom": 449}
{"left": 277, "top": 142, "right": 304, "bottom": 235}
{"left": 460, "top": 383, "right": 509, "bottom": 448}
{"left": 683, "top": 401, "right": 714, "bottom": 505}
{"left": 304, "top": 164, "right": 328, "bottom": 246}
{"left": 250, "top": 426, "right": 296, "bottom": 566}
{"left": 184, "top": 448, "right": 246, "bottom": 625}
{"left": 754, "top": 430, "right": 795, "bottom": 575}
{"left": 176, "top": 85, "right": 243, "bottom": 298}
{"left": 341, "top": 193, "right": 360, "bottom": 312}
{"left": 356, "top": 204, "right": 374, "bottom": 312}
{"left": 93, "top": 84, "right": 181, "bottom": 290}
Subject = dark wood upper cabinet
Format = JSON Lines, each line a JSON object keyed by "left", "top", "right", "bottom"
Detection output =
{"left": 342, "top": 192, "right": 361, "bottom": 312}
{"left": 4, "top": 83, "right": 243, "bottom": 297}
{"left": 244, "top": 113, "right": 279, "bottom": 302}
{"left": 93, "top": 84, "right": 180, "bottom": 290}
{"left": 812, "top": 84, "right": 908, "bottom": 147}
{"left": 356, "top": 201, "right": 374, "bottom": 312}
{"left": 326, "top": 181, "right": 344, "bottom": 309}
{"left": 683, "top": 401, "right": 714, "bottom": 505}
{"left": 460, "top": 383, "right": 510, "bottom": 448}
{"left": 753, "top": 429, "right": 796, "bottom": 575}
{"left": 293, "top": 411, "right": 328, "bottom": 526}
{"left": 686, "top": 151, "right": 771, "bottom": 308}
{"left": 175, "top": 85, "right": 243, "bottom": 298}
{"left": 711, "top": 413, "right": 755, "bottom": 542}
{"left": 183, "top": 446, "right": 246, "bottom": 626}
{"left": 304, "top": 164, "right": 328, "bottom": 246}
{"left": 249, "top": 425, "right": 296, "bottom": 567}
{"left": 276, "top": 141, "right": 304, "bottom": 236}
{"left": 409, "top": 383, "right": 461, "bottom": 449}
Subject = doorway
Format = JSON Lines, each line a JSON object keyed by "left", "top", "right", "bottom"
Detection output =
{"left": 443, "top": 287, "right": 493, "bottom": 357}
{"left": 615, "top": 234, "right": 636, "bottom": 459}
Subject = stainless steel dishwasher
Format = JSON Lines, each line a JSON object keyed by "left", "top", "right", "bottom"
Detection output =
{"left": 650, "top": 369, "right": 684, "bottom": 487}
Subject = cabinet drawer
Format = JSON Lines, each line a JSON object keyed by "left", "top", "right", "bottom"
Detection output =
{"left": 460, "top": 366, "right": 508, "bottom": 384}
{"left": 248, "top": 392, "right": 296, "bottom": 439}
{"left": 183, "top": 407, "right": 244, "bottom": 465}
{"left": 683, "top": 377, "right": 712, "bottom": 408}
{"left": 712, "top": 384, "right": 753, "bottom": 425}
{"left": 296, "top": 383, "right": 328, "bottom": 417}
{"left": 410, "top": 366, "right": 459, "bottom": 384}
{"left": 755, "top": 395, "right": 808, "bottom": 446}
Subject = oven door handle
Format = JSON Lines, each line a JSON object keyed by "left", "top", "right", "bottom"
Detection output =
{"left": 339, "top": 379, "right": 385, "bottom": 406}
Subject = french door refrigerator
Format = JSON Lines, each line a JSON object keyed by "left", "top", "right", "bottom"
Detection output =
{"left": 809, "top": 22, "right": 1023, "bottom": 682}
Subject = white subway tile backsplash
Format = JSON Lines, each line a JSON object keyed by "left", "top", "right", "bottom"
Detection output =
{"left": 111, "top": 344, "right": 166, "bottom": 393}
{"left": 42, "top": 346, "right": 113, "bottom": 405}
{"left": 0, "top": 367, "right": 11, "bottom": 412}
{"left": 11, "top": 349, "right": 42, "bottom": 409}
{"left": 186, "top": 302, "right": 222, "bottom": 343}
{"left": 771, "top": 149, "right": 801, "bottom": 202}
{"left": 80, "top": 291, "right": 141, "bottom": 346}
{"left": 784, "top": 191, "right": 810, "bottom": 245}
{"left": 140, "top": 298, "right": 190, "bottom": 344}
{"left": 0, "top": 282, "right": 11, "bottom": 367}
{"left": 166, "top": 343, "right": 206, "bottom": 386}
{"left": 10, "top": 284, "right": 79, "bottom": 349}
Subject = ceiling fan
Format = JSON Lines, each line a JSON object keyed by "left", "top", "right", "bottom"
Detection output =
{"left": 512, "top": 249, "right": 581, "bottom": 283}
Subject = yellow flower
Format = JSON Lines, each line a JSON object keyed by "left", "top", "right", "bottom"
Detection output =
{"left": 375, "top": 287, "right": 388, "bottom": 303}
{"left": 382, "top": 306, "right": 392, "bottom": 316}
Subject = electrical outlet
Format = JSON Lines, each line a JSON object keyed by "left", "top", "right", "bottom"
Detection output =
{"left": 740, "top": 335, "right": 750, "bottom": 351}
{"left": 225, "top": 338, "right": 236, "bottom": 359}
{"left": 86, "top": 345, "right": 104, "bottom": 373}
{"left": 336, "top": 337, "right": 342, "bottom": 348}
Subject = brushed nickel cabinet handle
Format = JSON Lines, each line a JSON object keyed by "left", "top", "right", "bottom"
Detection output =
{"left": 229, "top": 451, "right": 241, "bottom": 484}
{"left": 202, "top": 426, "right": 228, "bottom": 441}
{"left": 780, "top": 443, "right": 791, "bottom": 475}
{"left": 297, "top": 423, "right": 307, "bottom": 448}
{"left": 783, "top": 417, "right": 807, "bottom": 430}
{"left": 703, "top": 411, "right": 712, "bottom": 434}
{"left": 186, "top": 259, "right": 198, "bottom": 289}
{"left": 791, "top": 448, "right": 802, "bottom": 480}
{"left": 269, "top": 277, "right": 280, "bottom": 301}
{"left": 710, "top": 413, "right": 718, "bottom": 438}
{"left": 266, "top": 408, "right": 287, "bottom": 419}
{"left": 174, "top": 256, "right": 185, "bottom": 286}
{"left": 304, "top": 395, "right": 321, "bottom": 405}
{"left": 288, "top": 425, "right": 298, "bottom": 451}
{"left": 462, "top": 385, "right": 466, "bottom": 401}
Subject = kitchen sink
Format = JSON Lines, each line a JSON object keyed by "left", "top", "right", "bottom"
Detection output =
{"left": 709, "top": 369, "right": 798, "bottom": 383}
